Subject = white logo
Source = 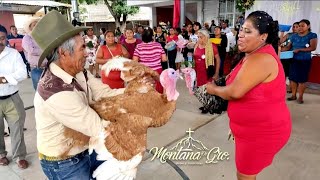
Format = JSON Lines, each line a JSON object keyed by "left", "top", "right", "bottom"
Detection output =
{"left": 150, "top": 128, "right": 230, "bottom": 165}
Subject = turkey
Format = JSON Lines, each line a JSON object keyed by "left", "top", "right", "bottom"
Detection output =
{"left": 65, "top": 57, "right": 181, "bottom": 180}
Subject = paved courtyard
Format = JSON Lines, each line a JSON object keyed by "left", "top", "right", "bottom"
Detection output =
{"left": 1, "top": 78, "right": 320, "bottom": 180}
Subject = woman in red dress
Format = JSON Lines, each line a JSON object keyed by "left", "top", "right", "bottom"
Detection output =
{"left": 194, "top": 29, "right": 221, "bottom": 87}
{"left": 121, "top": 28, "right": 142, "bottom": 59}
{"left": 206, "top": 11, "right": 291, "bottom": 180}
{"left": 96, "top": 31, "right": 129, "bottom": 89}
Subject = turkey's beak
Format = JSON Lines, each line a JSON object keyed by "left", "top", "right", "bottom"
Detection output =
{"left": 179, "top": 74, "right": 184, "bottom": 80}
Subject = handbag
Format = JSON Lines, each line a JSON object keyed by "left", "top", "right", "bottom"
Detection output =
{"left": 193, "top": 77, "right": 228, "bottom": 114}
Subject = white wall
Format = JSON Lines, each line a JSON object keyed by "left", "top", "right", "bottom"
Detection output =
{"left": 247, "top": 0, "right": 320, "bottom": 53}
{"left": 203, "top": 0, "right": 219, "bottom": 25}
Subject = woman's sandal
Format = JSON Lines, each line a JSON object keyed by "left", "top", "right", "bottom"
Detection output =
{"left": 297, "top": 99, "right": 304, "bottom": 104}
{"left": 287, "top": 96, "right": 297, "bottom": 101}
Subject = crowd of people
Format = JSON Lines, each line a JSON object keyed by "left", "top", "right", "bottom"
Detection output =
{"left": 0, "top": 8, "right": 318, "bottom": 180}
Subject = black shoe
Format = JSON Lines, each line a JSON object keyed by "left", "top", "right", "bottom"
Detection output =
{"left": 4, "top": 132, "right": 9, "bottom": 137}
{"left": 201, "top": 109, "right": 209, "bottom": 114}
{"left": 287, "top": 96, "right": 297, "bottom": 101}
{"left": 23, "top": 128, "right": 27, "bottom": 131}
{"left": 297, "top": 99, "right": 304, "bottom": 104}
{"left": 199, "top": 107, "right": 204, "bottom": 111}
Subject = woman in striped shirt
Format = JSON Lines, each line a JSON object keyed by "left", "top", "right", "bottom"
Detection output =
{"left": 133, "top": 28, "right": 167, "bottom": 93}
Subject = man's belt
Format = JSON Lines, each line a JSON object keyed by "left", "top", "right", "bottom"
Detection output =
{"left": 39, "top": 150, "right": 88, "bottom": 162}
{"left": 38, "top": 153, "right": 76, "bottom": 162}
{"left": 0, "top": 91, "right": 18, "bottom": 100}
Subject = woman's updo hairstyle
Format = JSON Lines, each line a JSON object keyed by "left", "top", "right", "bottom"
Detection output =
{"left": 246, "top": 11, "right": 279, "bottom": 54}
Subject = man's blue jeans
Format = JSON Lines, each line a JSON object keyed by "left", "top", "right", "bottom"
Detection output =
{"left": 30, "top": 68, "right": 44, "bottom": 90}
{"left": 40, "top": 151, "right": 91, "bottom": 180}
{"left": 40, "top": 150, "right": 104, "bottom": 180}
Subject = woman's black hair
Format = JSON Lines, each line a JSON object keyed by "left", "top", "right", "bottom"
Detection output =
{"left": 193, "top": 22, "right": 202, "bottom": 30}
{"left": 142, "top": 28, "right": 154, "bottom": 43}
{"left": 105, "top": 30, "right": 115, "bottom": 36}
{"left": 293, "top": 22, "right": 299, "bottom": 26}
{"left": 246, "top": 11, "right": 279, "bottom": 54}
{"left": 0, "top": 24, "right": 7, "bottom": 34}
{"left": 175, "top": 27, "right": 182, "bottom": 34}
{"left": 299, "top": 19, "right": 311, "bottom": 32}
{"left": 100, "top": 27, "right": 106, "bottom": 34}
{"left": 125, "top": 28, "right": 134, "bottom": 33}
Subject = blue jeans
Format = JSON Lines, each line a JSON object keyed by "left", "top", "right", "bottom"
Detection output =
{"left": 89, "top": 150, "right": 105, "bottom": 179}
{"left": 40, "top": 151, "right": 91, "bottom": 180}
{"left": 31, "top": 68, "right": 44, "bottom": 90}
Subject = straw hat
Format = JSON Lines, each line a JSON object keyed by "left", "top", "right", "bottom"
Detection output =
{"left": 23, "top": 17, "right": 41, "bottom": 34}
{"left": 31, "top": 10, "right": 90, "bottom": 67}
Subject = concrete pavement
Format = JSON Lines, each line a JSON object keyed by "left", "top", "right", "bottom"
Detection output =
{"left": 1, "top": 78, "right": 320, "bottom": 180}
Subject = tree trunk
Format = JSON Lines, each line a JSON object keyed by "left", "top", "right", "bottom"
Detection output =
{"left": 115, "top": 17, "right": 120, "bottom": 29}
{"left": 120, "top": 22, "right": 126, "bottom": 33}
{"left": 120, "top": 14, "right": 128, "bottom": 33}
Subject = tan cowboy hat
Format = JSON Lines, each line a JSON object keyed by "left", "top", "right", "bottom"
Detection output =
{"left": 23, "top": 17, "right": 41, "bottom": 34}
{"left": 31, "top": 10, "right": 90, "bottom": 67}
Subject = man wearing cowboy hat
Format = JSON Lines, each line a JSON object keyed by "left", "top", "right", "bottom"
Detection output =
{"left": 32, "top": 11, "right": 133, "bottom": 179}
{"left": 22, "top": 17, "right": 47, "bottom": 90}
{"left": 0, "top": 24, "right": 28, "bottom": 169}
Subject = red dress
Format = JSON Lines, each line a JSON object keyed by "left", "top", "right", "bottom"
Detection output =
{"left": 122, "top": 39, "right": 142, "bottom": 59}
{"left": 194, "top": 43, "right": 218, "bottom": 86}
{"left": 100, "top": 44, "right": 125, "bottom": 89}
{"left": 226, "top": 45, "right": 291, "bottom": 175}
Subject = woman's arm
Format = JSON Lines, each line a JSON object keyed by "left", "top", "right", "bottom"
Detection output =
{"left": 212, "top": 44, "right": 220, "bottom": 79}
{"left": 206, "top": 53, "right": 277, "bottom": 100}
{"left": 95, "top": 47, "right": 106, "bottom": 65}
{"left": 121, "top": 45, "right": 130, "bottom": 58}
{"left": 279, "top": 33, "right": 288, "bottom": 44}
{"left": 132, "top": 56, "right": 139, "bottom": 61}
{"left": 294, "top": 38, "right": 318, "bottom": 52}
{"left": 161, "top": 54, "right": 167, "bottom": 62}
{"left": 213, "top": 53, "right": 221, "bottom": 79}
{"left": 281, "top": 42, "right": 292, "bottom": 51}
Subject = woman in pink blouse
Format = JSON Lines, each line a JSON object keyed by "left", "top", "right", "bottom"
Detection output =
{"left": 22, "top": 17, "right": 46, "bottom": 90}
{"left": 133, "top": 28, "right": 167, "bottom": 93}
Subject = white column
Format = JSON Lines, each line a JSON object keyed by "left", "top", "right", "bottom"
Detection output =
{"left": 197, "top": 1, "right": 203, "bottom": 23}
{"left": 152, "top": 6, "right": 157, "bottom": 27}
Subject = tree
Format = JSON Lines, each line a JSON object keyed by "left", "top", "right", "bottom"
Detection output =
{"left": 55, "top": 0, "right": 139, "bottom": 32}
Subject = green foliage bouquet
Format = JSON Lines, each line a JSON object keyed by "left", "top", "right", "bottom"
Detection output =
{"left": 236, "top": 0, "right": 255, "bottom": 12}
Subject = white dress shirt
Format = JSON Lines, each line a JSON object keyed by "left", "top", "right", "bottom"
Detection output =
{"left": 0, "top": 47, "right": 27, "bottom": 96}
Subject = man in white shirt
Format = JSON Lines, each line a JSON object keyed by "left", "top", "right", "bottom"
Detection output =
{"left": 0, "top": 25, "right": 28, "bottom": 169}
{"left": 221, "top": 21, "right": 232, "bottom": 34}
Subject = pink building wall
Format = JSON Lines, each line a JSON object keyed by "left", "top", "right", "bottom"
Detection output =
{"left": 0, "top": 11, "right": 15, "bottom": 32}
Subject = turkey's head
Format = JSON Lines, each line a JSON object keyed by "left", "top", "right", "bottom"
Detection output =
{"left": 160, "top": 68, "right": 181, "bottom": 101}
{"left": 181, "top": 67, "right": 196, "bottom": 95}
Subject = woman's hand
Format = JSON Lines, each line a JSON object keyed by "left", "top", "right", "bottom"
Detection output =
{"left": 206, "top": 82, "right": 217, "bottom": 95}
{"left": 293, "top": 49, "right": 300, "bottom": 53}
{"left": 213, "top": 74, "right": 219, "bottom": 81}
